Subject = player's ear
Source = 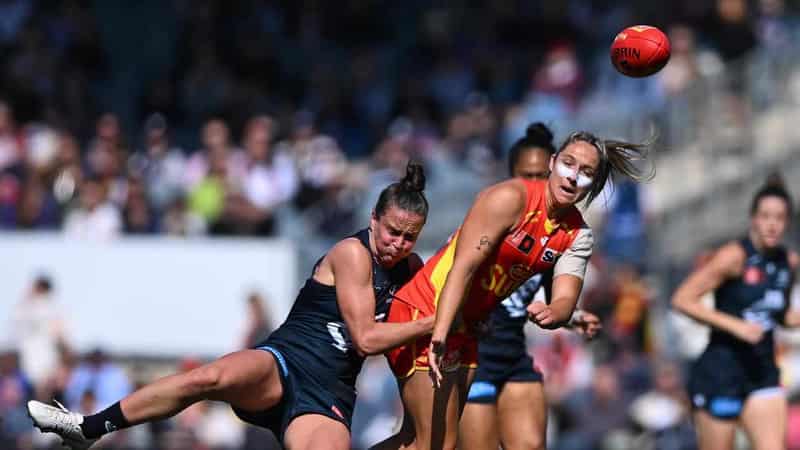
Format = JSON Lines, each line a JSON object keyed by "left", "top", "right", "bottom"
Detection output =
{"left": 370, "top": 210, "right": 378, "bottom": 231}
{"left": 549, "top": 154, "right": 556, "bottom": 172}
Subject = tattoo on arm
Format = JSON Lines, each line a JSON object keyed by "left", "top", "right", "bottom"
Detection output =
{"left": 476, "top": 235, "right": 491, "bottom": 251}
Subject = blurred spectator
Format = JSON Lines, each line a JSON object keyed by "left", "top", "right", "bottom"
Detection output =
{"left": 0, "top": 348, "right": 34, "bottom": 450}
{"left": 629, "top": 360, "right": 696, "bottom": 450}
{"left": 160, "top": 196, "right": 206, "bottom": 236}
{"left": 0, "top": 101, "right": 22, "bottom": 171}
{"left": 556, "top": 364, "right": 635, "bottom": 450}
{"left": 533, "top": 331, "right": 594, "bottom": 407}
{"left": 608, "top": 265, "right": 651, "bottom": 353}
{"left": 127, "top": 113, "right": 186, "bottom": 214}
{"left": 532, "top": 43, "right": 584, "bottom": 112}
{"left": 85, "top": 113, "right": 129, "bottom": 207}
{"left": 704, "top": 0, "right": 759, "bottom": 63}
{"left": 14, "top": 175, "right": 60, "bottom": 230}
{"left": 758, "top": 0, "right": 797, "bottom": 52}
{"left": 51, "top": 130, "right": 85, "bottom": 205}
{"left": 215, "top": 115, "right": 297, "bottom": 236}
{"left": 64, "top": 349, "right": 132, "bottom": 413}
{"left": 241, "top": 291, "right": 274, "bottom": 349}
{"left": 660, "top": 25, "right": 703, "bottom": 97}
{"left": 62, "top": 175, "right": 123, "bottom": 240}
{"left": 10, "top": 274, "right": 68, "bottom": 393}
{"left": 122, "top": 175, "right": 157, "bottom": 234}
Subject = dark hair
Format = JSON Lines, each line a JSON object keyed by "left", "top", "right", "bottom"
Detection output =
{"left": 750, "top": 172, "right": 793, "bottom": 217}
{"left": 508, "top": 122, "right": 556, "bottom": 176}
{"left": 374, "top": 161, "right": 429, "bottom": 220}
{"left": 556, "top": 130, "right": 656, "bottom": 207}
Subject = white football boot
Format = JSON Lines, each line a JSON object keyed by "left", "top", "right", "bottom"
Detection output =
{"left": 27, "top": 400, "right": 98, "bottom": 450}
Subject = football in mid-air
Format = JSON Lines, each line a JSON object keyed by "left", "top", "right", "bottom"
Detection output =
{"left": 610, "top": 25, "right": 671, "bottom": 78}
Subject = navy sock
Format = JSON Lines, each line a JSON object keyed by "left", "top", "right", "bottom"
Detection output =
{"left": 80, "top": 402, "right": 131, "bottom": 439}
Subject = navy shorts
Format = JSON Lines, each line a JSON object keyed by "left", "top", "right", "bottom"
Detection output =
{"left": 231, "top": 345, "right": 355, "bottom": 442}
{"left": 466, "top": 354, "right": 543, "bottom": 404}
{"left": 688, "top": 350, "right": 781, "bottom": 420}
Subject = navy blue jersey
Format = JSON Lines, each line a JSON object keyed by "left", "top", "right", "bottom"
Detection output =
{"left": 688, "top": 238, "right": 793, "bottom": 418}
{"left": 476, "top": 269, "right": 552, "bottom": 377}
{"left": 266, "top": 228, "right": 412, "bottom": 397}
{"left": 708, "top": 238, "right": 792, "bottom": 367}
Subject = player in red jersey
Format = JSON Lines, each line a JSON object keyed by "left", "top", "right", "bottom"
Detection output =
{"left": 375, "top": 130, "right": 654, "bottom": 450}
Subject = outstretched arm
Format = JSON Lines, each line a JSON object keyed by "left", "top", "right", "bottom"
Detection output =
{"left": 333, "top": 243, "right": 432, "bottom": 356}
{"left": 671, "top": 242, "right": 764, "bottom": 344}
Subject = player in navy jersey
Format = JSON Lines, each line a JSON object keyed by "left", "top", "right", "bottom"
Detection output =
{"left": 458, "top": 123, "right": 601, "bottom": 450}
{"left": 27, "top": 161, "right": 435, "bottom": 450}
{"left": 672, "top": 175, "right": 800, "bottom": 450}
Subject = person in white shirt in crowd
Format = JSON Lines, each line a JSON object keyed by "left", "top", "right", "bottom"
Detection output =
{"left": 183, "top": 118, "right": 245, "bottom": 192}
{"left": 62, "top": 176, "right": 122, "bottom": 240}
{"left": 11, "top": 275, "right": 69, "bottom": 395}
{"left": 215, "top": 115, "right": 298, "bottom": 235}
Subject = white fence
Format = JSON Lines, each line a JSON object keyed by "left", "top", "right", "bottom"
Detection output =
{"left": 1, "top": 233, "right": 298, "bottom": 357}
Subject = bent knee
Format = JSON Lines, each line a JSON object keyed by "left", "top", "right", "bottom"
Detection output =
{"left": 505, "top": 436, "right": 546, "bottom": 450}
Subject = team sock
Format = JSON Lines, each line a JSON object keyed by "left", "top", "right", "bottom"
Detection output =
{"left": 80, "top": 402, "right": 131, "bottom": 439}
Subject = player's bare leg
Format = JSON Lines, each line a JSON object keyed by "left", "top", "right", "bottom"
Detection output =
{"left": 400, "top": 367, "right": 473, "bottom": 450}
{"left": 458, "top": 400, "right": 499, "bottom": 450}
{"left": 283, "top": 414, "right": 350, "bottom": 450}
{"left": 120, "top": 349, "right": 283, "bottom": 421}
{"left": 29, "top": 349, "right": 282, "bottom": 449}
{"left": 693, "top": 410, "right": 736, "bottom": 450}
{"left": 496, "top": 381, "right": 547, "bottom": 450}
{"left": 740, "top": 389, "right": 787, "bottom": 450}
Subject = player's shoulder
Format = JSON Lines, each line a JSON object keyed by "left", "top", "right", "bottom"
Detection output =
{"left": 473, "top": 178, "right": 529, "bottom": 215}
{"left": 481, "top": 177, "right": 529, "bottom": 200}
{"left": 711, "top": 240, "right": 748, "bottom": 272}
{"left": 329, "top": 236, "right": 371, "bottom": 267}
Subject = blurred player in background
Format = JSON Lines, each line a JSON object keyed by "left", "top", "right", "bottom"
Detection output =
{"left": 672, "top": 175, "right": 800, "bottom": 450}
{"left": 458, "top": 123, "right": 601, "bottom": 450}
{"left": 378, "top": 130, "right": 653, "bottom": 450}
{"left": 28, "top": 162, "right": 435, "bottom": 450}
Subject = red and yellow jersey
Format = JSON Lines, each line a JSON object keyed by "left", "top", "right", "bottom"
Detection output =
{"left": 392, "top": 179, "right": 588, "bottom": 328}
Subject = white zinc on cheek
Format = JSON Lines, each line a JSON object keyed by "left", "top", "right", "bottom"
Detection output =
{"left": 555, "top": 161, "right": 593, "bottom": 188}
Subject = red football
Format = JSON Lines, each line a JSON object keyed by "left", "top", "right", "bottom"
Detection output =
{"left": 610, "top": 25, "right": 671, "bottom": 78}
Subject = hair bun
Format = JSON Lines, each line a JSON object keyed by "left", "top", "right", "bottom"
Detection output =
{"left": 765, "top": 171, "right": 786, "bottom": 189}
{"left": 400, "top": 160, "right": 426, "bottom": 192}
{"left": 525, "top": 122, "right": 554, "bottom": 145}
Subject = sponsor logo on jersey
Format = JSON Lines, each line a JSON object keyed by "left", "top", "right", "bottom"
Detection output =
{"left": 693, "top": 394, "right": 706, "bottom": 407}
{"left": 777, "top": 269, "right": 790, "bottom": 288}
{"left": 743, "top": 266, "right": 764, "bottom": 285}
{"left": 541, "top": 248, "right": 560, "bottom": 263}
{"left": 510, "top": 231, "right": 535, "bottom": 255}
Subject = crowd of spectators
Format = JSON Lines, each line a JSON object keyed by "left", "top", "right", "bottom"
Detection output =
{"left": 0, "top": 0, "right": 797, "bottom": 247}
